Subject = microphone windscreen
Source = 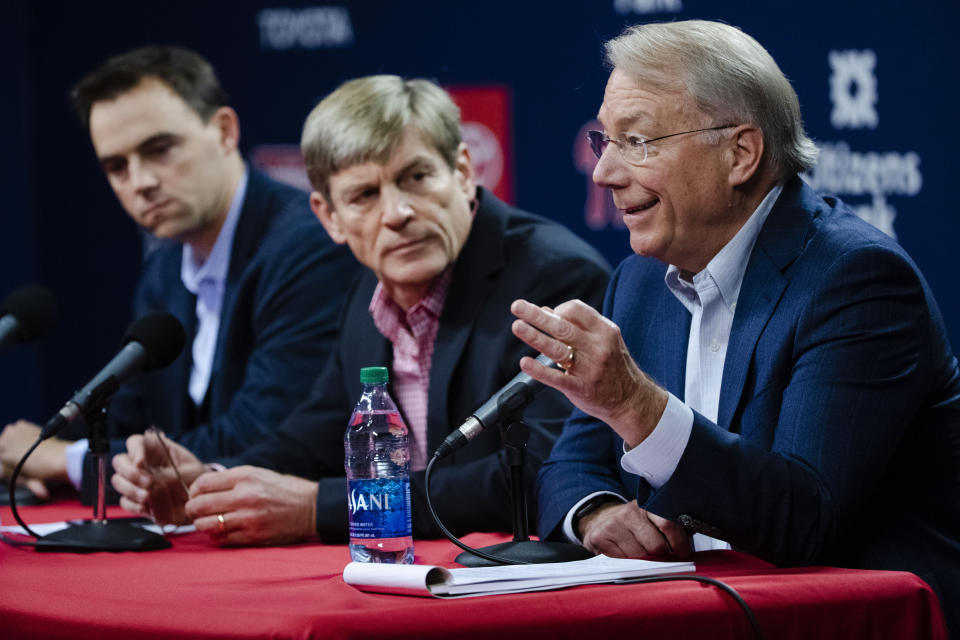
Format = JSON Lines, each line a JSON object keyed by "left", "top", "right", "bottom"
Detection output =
{"left": 0, "top": 284, "right": 57, "bottom": 343}
{"left": 122, "top": 311, "right": 186, "bottom": 371}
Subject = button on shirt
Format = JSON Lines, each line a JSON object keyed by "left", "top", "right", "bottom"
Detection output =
{"left": 619, "top": 183, "right": 783, "bottom": 551}
{"left": 369, "top": 269, "right": 452, "bottom": 472}
{"left": 64, "top": 171, "right": 249, "bottom": 490}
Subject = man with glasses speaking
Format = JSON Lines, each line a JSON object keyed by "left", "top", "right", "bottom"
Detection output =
{"left": 511, "top": 20, "right": 960, "bottom": 636}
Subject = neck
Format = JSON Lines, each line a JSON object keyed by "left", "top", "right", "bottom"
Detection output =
{"left": 186, "top": 155, "right": 245, "bottom": 263}
{"left": 383, "top": 281, "right": 433, "bottom": 313}
{"left": 679, "top": 174, "right": 779, "bottom": 275}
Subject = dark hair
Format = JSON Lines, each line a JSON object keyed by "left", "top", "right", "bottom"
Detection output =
{"left": 70, "top": 45, "right": 229, "bottom": 128}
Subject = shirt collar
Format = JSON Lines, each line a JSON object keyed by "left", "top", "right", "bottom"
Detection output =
{"left": 369, "top": 268, "right": 452, "bottom": 345}
{"left": 666, "top": 183, "right": 784, "bottom": 312}
{"left": 181, "top": 168, "right": 249, "bottom": 296}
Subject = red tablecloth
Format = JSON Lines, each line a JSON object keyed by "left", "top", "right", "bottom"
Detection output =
{"left": 1, "top": 501, "right": 948, "bottom": 640}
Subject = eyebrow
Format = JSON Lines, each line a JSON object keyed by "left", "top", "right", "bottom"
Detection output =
{"left": 597, "top": 111, "right": 657, "bottom": 133}
{"left": 97, "top": 132, "right": 179, "bottom": 165}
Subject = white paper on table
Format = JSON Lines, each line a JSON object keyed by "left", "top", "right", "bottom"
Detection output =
{"left": 343, "top": 554, "right": 696, "bottom": 598}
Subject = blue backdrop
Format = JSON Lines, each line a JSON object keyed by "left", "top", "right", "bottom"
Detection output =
{"left": 3, "top": 0, "right": 956, "bottom": 426}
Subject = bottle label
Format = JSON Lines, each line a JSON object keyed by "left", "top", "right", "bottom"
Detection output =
{"left": 346, "top": 477, "right": 412, "bottom": 539}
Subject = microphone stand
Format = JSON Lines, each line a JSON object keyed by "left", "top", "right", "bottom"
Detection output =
{"left": 452, "top": 407, "right": 591, "bottom": 567}
{"left": 35, "top": 399, "right": 170, "bottom": 552}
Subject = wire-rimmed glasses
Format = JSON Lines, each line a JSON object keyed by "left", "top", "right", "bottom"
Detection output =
{"left": 586, "top": 124, "right": 737, "bottom": 166}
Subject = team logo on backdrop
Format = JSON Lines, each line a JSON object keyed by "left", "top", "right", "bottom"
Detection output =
{"left": 613, "top": 0, "right": 682, "bottom": 14}
{"left": 461, "top": 122, "right": 504, "bottom": 195}
{"left": 806, "top": 49, "right": 921, "bottom": 239}
{"left": 829, "top": 50, "right": 878, "bottom": 129}
{"left": 257, "top": 6, "right": 354, "bottom": 50}
{"left": 573, "top": 120, "right": 624, "bottom": 231}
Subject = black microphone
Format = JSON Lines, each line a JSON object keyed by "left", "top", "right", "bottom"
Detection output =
{"left": 40, "top": 311, "right": 185, "bottom": 440}
{"left": 434, "top": 353, "right": 557, "bottom": 459}
{"left": 0, "top": 284, "right": 57, "bottom": 349}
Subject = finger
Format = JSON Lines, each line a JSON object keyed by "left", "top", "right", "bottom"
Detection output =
{"left": 125, "top": 434, "right": 148, "bottom": 466}
{"left": 194, "top": 512, "right": 231, "bottom": 535}
{"left": 209, "top": 528, "right": 255, "bottom": 546}
{"left": 585, "top": 534, "right": 635, "bottom": 559}
{"left": 518, "top": 354, "right": 577, "bottom": 393}
{"left": 185, "top": 488, "right": 236, "bottom": 520}
{"left": 118, "top": 495, "right": 149, "bottom": 516}
{"left": 552, "top": 299, "right": 607, "bottom": 331}
{"left": 111, "top": 470, "right": 150, "bottom": 505}
{"left": 510, "top": 299, "right": 581, "bottom": 345}
{"left": 24, "top": 478, "right": 49, "bottom": 500}
{"left": 628, "top": 511, "right": 673, "bottom": 556}
{"left": 189, "top": 468, "right": 242, "bottom": 496}
{"left": 112, "top": 453, "right": 151, "bottom": 488}
{"left": 648, "top": 512, "right": 693, "bottom": 558}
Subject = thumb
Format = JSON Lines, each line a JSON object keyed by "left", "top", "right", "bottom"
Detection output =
{"left": 24, "top": 477, "right": 50, "bottom": 501}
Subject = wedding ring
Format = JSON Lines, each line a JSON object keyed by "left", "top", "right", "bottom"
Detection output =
{"left": 217, "top": 513, "right": 226, "bottom": 532}
{"left": 556, "top": 344, "right": 576, "bottom": 373}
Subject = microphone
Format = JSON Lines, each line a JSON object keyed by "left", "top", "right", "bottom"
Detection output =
{"left": 40, "top": 311, "right": 185, "bottom": 440}
{"left": 0, "top": 284, "right": 57, "bottom": 349}
{"left": 434, "top": 353, "right": 556, "bottom": 459}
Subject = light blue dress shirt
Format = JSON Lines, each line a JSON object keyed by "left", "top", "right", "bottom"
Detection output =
{"left": 564, "top": 184, "right": 784, "bottom": 549}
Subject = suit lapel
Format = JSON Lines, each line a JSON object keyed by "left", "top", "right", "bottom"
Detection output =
{"left": 166, "top": 253, "right": 196, "bottom": 433}
{"left": 207, "top": 170, "right": 274, "bottom": 409}
{"left": 426, "top": 191, "right": 505, "bottom": 453}
{"left": 717, "top": 178, "right": 819, "bottom": 430}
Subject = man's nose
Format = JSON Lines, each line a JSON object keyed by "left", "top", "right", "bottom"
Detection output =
{"left": 591, "top": 144, "right": 629, "bottom": 190}
{"left": 129, "top": 158, "right": 160, "bottom": 193}
{"left": 382, "top": 189, "right": 415, "bottom": 228}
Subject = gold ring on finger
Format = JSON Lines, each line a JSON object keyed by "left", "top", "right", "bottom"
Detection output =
{"left": 555, "top": 344, "right": 575, "bottom": 373}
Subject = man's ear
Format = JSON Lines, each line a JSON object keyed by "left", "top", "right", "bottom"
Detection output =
{"left": 727, "top": 124, "right": 764, "bottom": 187}
{"left": 454, "top": 142, "right": 477, "bottom": 201}
{"left": 310, "top": 191, "right": 347, "bottom": 244}
{"left": 211, "top": 106, "right": 241, "bottom": 154}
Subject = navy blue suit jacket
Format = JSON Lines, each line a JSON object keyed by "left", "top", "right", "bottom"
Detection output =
{"left": 538, "top": 178, "right": 960, "bottom": 630}
{"left": 229, "top": 189, "right": 611, "bottom": 541}
{"left": 84, "top": 169, "right": 357, "bottom": 492}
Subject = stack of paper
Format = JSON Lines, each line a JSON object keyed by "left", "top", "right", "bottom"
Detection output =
{"left": 343, "top": 554, "right": 695, "bottom": 598}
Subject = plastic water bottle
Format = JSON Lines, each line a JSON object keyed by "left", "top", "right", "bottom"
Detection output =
{"left": 344, "top": 366, "right": 414, "bottom": 564}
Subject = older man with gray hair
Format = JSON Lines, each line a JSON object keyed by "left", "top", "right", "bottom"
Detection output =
{"left": 111, "top": 75, "right": 610, "bottom": 546}
{"left": 512, "top": 20, "right": 959, "bottom": 635}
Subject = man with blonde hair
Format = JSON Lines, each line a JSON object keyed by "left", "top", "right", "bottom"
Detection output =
{"left": 513, "top": 20, "right": 959, "bottom": 635}
{"left": 111, "top": 75, "right": 610, "bottom": 545}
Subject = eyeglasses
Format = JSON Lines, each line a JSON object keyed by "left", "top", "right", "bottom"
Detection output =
{"left": 586, "top": 124, "right": 737, "bottom": 166}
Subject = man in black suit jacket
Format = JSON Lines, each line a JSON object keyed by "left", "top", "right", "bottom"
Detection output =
{"left": 0, "top": 47, "right": 356, "bottom": 499}
{"left": 110, "top": 75, "right": 610, "bottom": 545}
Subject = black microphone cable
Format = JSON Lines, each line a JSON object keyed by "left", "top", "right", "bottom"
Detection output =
{"left": 1, "top": 433, "right": 45, "bottom": 545}
{"left": 424, "top": 452, "right": 764, "bottom": 639}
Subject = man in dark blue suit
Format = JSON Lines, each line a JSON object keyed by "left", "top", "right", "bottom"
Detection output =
{"left": 0, "top": 47, "right": 356, "bottom": 499}
{"left": 511, "top": 20, "right": 960, "bottom": 635}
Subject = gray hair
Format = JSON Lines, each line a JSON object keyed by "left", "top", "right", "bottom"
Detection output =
{"left": 605, "top": 20, "right": 818, "bottom": 179}
{"left": 301, "top": 75, "right": 462, "bottom": 199}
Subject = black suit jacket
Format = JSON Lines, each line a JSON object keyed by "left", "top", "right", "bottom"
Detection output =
{"left": 83, "top": 169, "right": 357, "bottom": 497}
{"left": 230, "top": 189, "right": 611, "bottom": 540}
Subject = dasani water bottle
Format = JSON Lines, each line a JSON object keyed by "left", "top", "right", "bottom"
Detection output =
{"left": 344, "top": 366, "right": 414, "bottom": 563}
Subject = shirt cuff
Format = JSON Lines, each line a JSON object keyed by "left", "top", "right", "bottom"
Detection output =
{"left": 619, "top": 393, "right": 693, "bottom": 490}
{"left": 561, "top": 491, "right": 626, "bottom": 545}
{"left": 65, "top": 439, "right": 89, "bottom": 491}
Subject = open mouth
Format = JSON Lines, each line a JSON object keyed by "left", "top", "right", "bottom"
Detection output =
{"left": 624, "top": 198, "right": 658, "bottom": 215}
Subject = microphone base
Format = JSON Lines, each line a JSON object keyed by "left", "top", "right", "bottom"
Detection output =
{"left": 34, "top": 520, "right": 171, "bottom": 553}
{"left": 456, "top": 540, "right": 593, "bottom": 567}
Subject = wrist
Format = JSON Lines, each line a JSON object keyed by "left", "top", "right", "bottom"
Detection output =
{"left": 611, "top": 376, "right": 669, "bottom": 449}
{"left": 573, "top": 495, "right": 625, "bottom": 540}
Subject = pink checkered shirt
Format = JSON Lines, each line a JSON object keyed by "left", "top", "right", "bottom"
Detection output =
{"left": 368, "top": 270, "right": 452, "bottom": 471}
